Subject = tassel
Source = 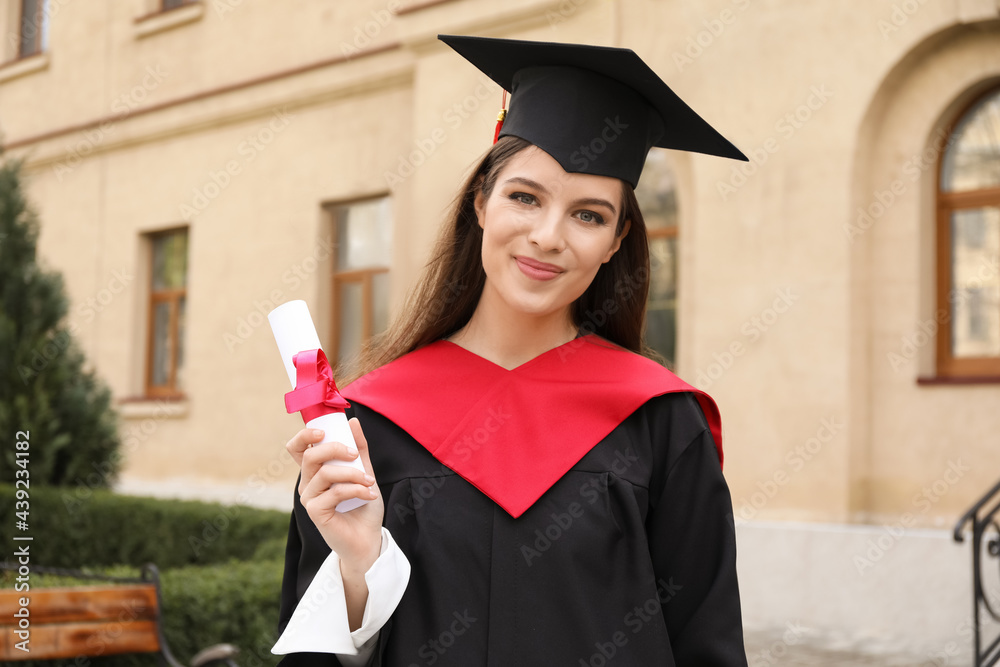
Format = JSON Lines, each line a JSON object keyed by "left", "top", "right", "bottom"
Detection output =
{"left": 493, "top": 90, "right": 508, "bottom": 144}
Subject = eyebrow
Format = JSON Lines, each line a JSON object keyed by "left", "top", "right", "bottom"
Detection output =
{"left": 502, "top": 176, "right": 618, "bottom": 216}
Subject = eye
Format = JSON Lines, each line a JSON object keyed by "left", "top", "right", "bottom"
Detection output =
{"left": 578, "top": 210, "right": 606, "bottom": 225}
{"left": 509, "top": 192, "right": 537, "bottom": 206}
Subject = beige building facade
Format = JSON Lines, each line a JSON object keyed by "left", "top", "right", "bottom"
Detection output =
{"left": 3, "top": 0, "right": 1000, "bottom": 654}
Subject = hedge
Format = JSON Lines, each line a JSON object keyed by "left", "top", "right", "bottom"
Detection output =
{"left": 0, "top": 483, "right": 290, "bottom": 569}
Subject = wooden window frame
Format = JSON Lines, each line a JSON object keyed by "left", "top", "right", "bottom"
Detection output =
{"left": 933, "top": 87, "right": 1000, "bottom": 381}
{"left": 145, "top": 229, "right": 188, "bottom": 399}
{"left": 328, "top": 198, "right": 392, "bottom": 369}
{"left": 330, "top": 267, "right": 389, "bottom": 368}
{"left": 17, "top": 0, "right": 44, "bottom": 60}
{"left": 647, "top": 226, "right": 678, "bottom": 248}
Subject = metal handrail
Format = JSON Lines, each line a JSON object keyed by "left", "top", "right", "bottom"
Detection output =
{"left": 953, "top": 477, "right": 1000, "bottom": 667}
{"left": 955, "top": 478, "right": 1000, "bottom": 542}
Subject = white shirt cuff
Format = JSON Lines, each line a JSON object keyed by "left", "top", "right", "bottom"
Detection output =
{"left": 271, "top": 527, "right": 410, "bottom": 656}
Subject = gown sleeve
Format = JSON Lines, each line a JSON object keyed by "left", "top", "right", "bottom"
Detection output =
{"left": 645, "top": 393, "right": 748, "bottom": 666}
{"left": 273, "top": 475, "right": 410, "bottom": 666}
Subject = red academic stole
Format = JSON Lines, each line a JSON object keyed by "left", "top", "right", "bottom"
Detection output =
{"left": 342, "top": 334, "right": 723, "bottom": 518}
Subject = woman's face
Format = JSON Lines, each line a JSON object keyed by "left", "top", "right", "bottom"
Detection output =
{"left": 474, "top": 145, "right": 630, "bottom": 323}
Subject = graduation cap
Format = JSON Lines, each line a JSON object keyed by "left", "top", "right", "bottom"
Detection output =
{"left": 439, "top": 34, "right": 747, "bottom": 188}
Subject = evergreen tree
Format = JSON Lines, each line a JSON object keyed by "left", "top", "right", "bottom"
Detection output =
{"left": 0, "top": 151, "right": 121, "bottom": 488}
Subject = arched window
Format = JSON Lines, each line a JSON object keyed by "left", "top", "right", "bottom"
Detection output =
{"left": 936, "top": 86, "right": 1000, "bottom": 379}
{"left": 635, "top": 150, "right": 678, "bottom": 368}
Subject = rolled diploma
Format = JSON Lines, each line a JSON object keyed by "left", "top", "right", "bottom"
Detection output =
{"left": 268, "top": 300, "right": 369, "bottom": 512}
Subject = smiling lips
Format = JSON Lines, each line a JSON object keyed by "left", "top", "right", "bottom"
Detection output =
{"left": 515, "top": 255, "right": 564, "bottom": 281}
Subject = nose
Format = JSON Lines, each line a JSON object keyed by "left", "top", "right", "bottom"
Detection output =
{"left": 526, "top": 210, "right": 566, "bottom": 253}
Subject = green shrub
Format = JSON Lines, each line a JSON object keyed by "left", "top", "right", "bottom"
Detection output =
{"left": 160, "top": 559, "right": 284, "bottom": 667}
{"left": 0, "top": 155, "right": 121, "bottom": 489}
{"left": 252, "top": 536, "right": 288, "bottom": 562}
{"left": 0, "top": 484, "right": 289, "bottom": 569}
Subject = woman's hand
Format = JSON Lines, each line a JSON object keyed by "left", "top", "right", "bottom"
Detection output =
{"left": 286, "top": 418, "right": 385, "bottom": 576}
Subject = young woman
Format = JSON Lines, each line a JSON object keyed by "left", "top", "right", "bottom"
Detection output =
{"left": 273, "top": 35, "right": 749, "bottom": 666}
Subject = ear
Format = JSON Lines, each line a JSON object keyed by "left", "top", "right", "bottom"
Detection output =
{"left": 474, "top": 187, "right": 487, "bottom": 230}
{"left": 602, "top": 219, "right": 631, "bottom": 263}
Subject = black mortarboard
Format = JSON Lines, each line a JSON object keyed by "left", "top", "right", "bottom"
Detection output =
{"left": 439, "top": 34, "right": 747, "bottom": 188}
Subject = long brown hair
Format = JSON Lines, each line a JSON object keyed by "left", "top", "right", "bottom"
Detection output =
{"left": 345, "top": 135, "right": 657, "bottom": 382}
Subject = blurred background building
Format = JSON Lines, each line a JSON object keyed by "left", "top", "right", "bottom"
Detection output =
{"left": 2, "top": 0, "right": 999, "bottom": 660}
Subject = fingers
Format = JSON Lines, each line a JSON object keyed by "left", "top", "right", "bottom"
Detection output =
{"left": 285, "top": 428, "right": 326, "bottom": 466}
{"left": 299, "top": 437, "right": 363, "bottom": 492}
{"left": 349, "top": 418, "right": 375, "bottom": 476}
{"left": 301, "top": 460, "right": 378, "bottom": 507}
{"left": 290, "top": 420, "right": 380, "bottom": 501}
{"left": 304, "top": 481, "right": 379, "bottom": 521}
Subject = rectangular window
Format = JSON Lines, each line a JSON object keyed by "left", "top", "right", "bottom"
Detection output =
{"left": 18, "top": 0, "right": 46, "bottom": 59}
{"left": 327, "top": 197, "right": 393, "bottom": 375}
{"left": 146, "top": 228, "right": 188, "bottom": 397}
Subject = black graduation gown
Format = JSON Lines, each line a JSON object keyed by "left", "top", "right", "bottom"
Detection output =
{"left": 276, "top": 390, "right": 748, "bottom": 666}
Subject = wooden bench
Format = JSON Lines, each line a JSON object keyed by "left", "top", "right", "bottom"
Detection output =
{"left": 0, "top": 563, "right": 240, "bottom": 667}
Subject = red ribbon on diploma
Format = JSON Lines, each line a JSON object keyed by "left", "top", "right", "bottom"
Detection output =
{"left": 284, "top": 349, "right": 350, "bottom": 424}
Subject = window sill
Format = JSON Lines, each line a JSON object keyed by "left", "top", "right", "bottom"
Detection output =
{"left": 134, "top": 2, "right": 204, "bottom": 39}
{"left": 0, "top": 52, "right": 50, "bottom": 84}
{"left": 916, "top": 375, "right": 1000, "bottom": 386}
{"left": 117, "top": 396, "right": 190, "bottom": 419}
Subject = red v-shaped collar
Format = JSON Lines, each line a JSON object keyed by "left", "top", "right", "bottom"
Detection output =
{"left": 342, "top": 334, "right": 723, "bottom": 518}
